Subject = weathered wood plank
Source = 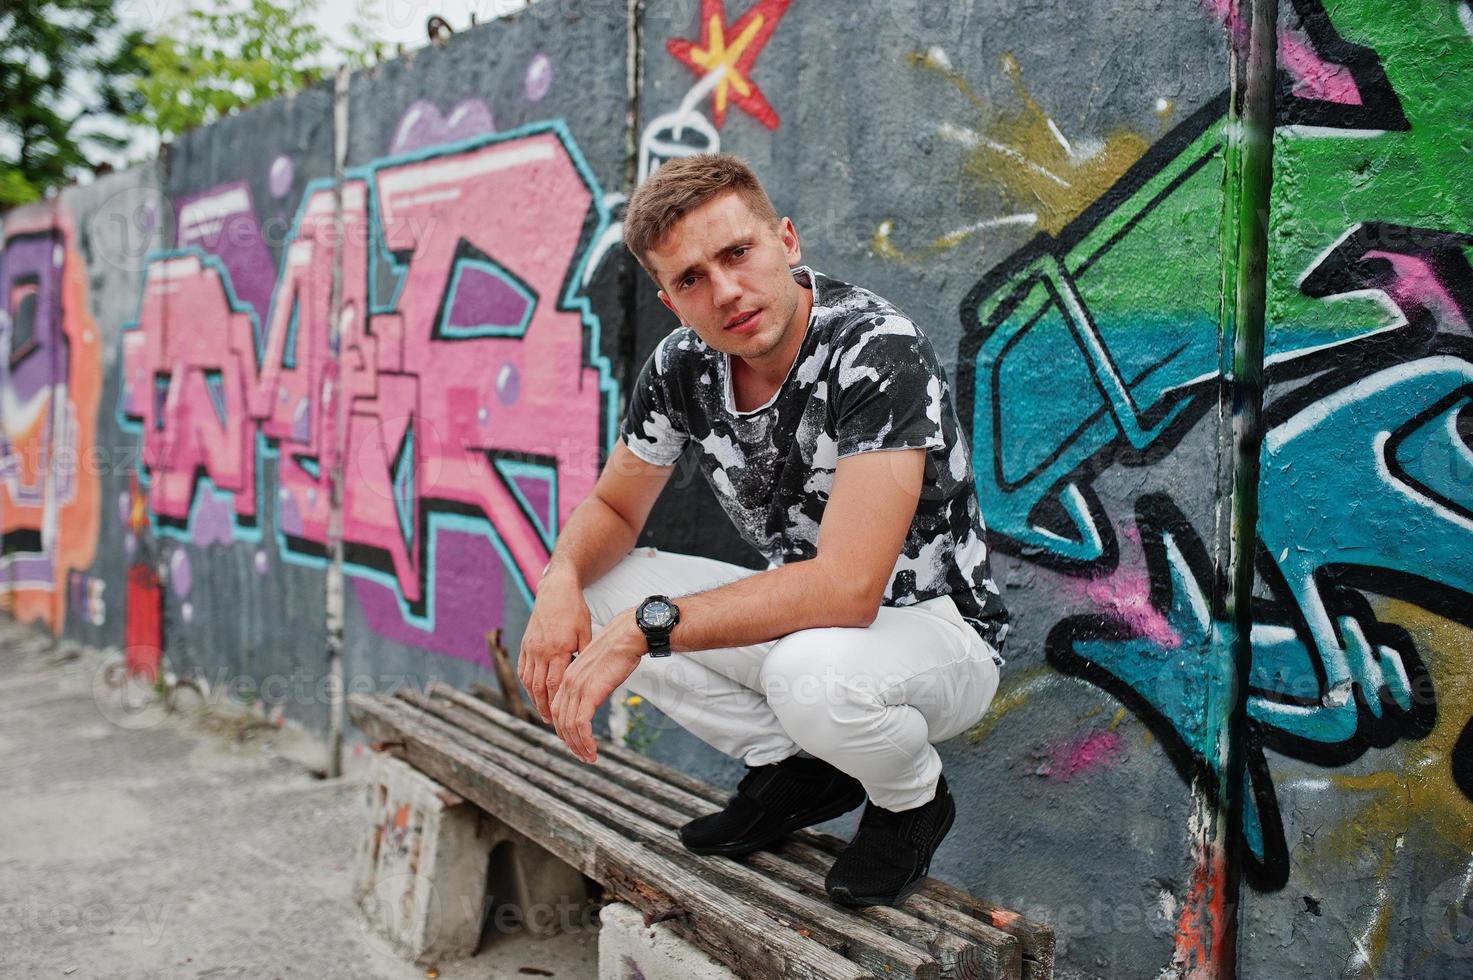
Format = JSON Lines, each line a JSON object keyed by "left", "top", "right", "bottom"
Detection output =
{"left": 773, "top": 836, "right": 1024, "bottom": 980}
{"left": 799, "top": 832, "right": 1055, "bottom": 979}
{"left": 450, "top": 681, "right": 1052, "bottom": 978}
{"left": 468, "top": 680, "right": 727, "bottom": 803}
{"left": 745, "top": 842, "right": 1009, "bottom": 980}
{"left": 389, "top": 690, "right": 945, "bottom": 980}
{"left": 348, "top": 693, "right": 871, "bottom": 980}
{"left": 443, "top": 683, "right": 728, "bottom": 812}
{"left": 416, "top": 688, "right": 1020, "bottom": 979}
{"left": 919, "top": 879, "right": 1054, "bottom": 980}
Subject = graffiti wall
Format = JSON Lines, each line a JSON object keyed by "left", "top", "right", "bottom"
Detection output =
{"left": 0, "top": 197, "right": 105, "bottom": 633}
{"left": 3, "top": 0, "right": 1469, "bottom": 976}
{"left": 1239, "top": 2, "right": 1473, "bottom": 976}
{"left": 333, "top": 11, "right": 629, "bottom": 699}
{"left": 127, "top": 82, "right": 339, "bottom": 727}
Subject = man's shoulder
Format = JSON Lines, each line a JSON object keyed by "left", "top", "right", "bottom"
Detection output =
{"left": 811, "top": 277, "right": 933, "bottom": 376}
{"left": 810, "top": 270, "right": 926, "bottom": 346}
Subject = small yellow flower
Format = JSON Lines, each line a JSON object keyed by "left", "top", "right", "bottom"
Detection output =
{"left": 624, "top": 695, "right": 644, "bottom": 707}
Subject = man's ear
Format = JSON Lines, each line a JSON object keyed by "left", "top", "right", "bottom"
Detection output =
{"left": 656, "top": 289, "right": 677, "bottom": 319}
{"left": 780, "top": 217, "right": 801, "bottom": 265}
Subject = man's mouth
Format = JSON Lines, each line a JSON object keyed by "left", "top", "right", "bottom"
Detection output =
{"left": 725, "top": 310, "right": 761, "bottom": 331}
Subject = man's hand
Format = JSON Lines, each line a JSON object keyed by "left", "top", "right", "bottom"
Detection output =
{"left": 518, "top": 569, "right": 592, "bottom": 723}
{"left": 550, "top": 609, "right": 646, "bottom": 763}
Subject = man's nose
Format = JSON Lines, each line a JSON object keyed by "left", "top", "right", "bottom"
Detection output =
{"left": 710, "top": 268, "right": 742, "bottom": 307}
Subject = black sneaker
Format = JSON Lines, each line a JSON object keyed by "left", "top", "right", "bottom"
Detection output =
{"left": 679, "top": 754, "right": 866, "bottom": 857}
{"left": 824, "top": 774, "right": 956, "bottom": 907}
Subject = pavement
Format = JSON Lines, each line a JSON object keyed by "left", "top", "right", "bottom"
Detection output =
{"left": 0, "top": 620, "right": 600, "bottom": 979}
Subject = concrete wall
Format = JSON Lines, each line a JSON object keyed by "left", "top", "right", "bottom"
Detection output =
{"left": 2, "top": 1, "right": 1469, "bottom": 976}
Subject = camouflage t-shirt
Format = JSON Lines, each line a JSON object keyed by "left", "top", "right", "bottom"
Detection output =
{"left": 621, "top": 266, "right": 1009, "bottom": 659}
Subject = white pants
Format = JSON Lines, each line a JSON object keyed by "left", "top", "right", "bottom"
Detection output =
{"left": 583, "top": 548, "right": 1001, "bottom": 811}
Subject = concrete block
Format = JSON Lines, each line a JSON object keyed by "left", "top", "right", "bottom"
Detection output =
{"left": 353, "top": 751, "right": 491, "bottom": 965}
{"left": 597, "top": 901, "right": 738, "bottom": 980}
{"left": 480, "top": 812, "right": 593, "bottom": 939}
{"left": 353, "top": 750, "right": 595, "bottom": 964}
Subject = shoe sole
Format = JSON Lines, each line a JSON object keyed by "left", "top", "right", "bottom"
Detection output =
{"left": 682, "top": 784, "right": 868, "bottom": 857}
{"left": 825, "top": 792, "right": 957, "bottom": 908}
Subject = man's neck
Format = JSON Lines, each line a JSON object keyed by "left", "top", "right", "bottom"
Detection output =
{"left": 732, "top": 277, "right": 814, "bottom": 392}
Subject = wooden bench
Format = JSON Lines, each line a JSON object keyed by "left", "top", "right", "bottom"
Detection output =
{"left": 347, "top": 681, "right": 1054, "bottom": 980}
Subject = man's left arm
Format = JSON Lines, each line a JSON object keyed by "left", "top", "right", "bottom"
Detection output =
{"left": 669, "top": 446, "right": 926, "bottom": 645}
{"left": 549, "top": 447, "right": 926, "bottom": 762}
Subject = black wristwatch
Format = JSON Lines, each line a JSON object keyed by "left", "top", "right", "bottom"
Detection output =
{"left": 634, "top": 595, "right": 680, "bottom": 657}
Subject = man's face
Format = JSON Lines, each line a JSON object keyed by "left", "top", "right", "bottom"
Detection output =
{"left": 645, "top": 190, "right": 803, "bottom": 360}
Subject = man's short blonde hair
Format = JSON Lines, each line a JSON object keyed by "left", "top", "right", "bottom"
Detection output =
{"left": 623, "top": 153, "right": 782, "bottom": 279}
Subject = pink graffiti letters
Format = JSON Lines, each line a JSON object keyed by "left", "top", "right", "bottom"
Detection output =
{"left": 121, "top": 124, "right": 616, "bottom": 639}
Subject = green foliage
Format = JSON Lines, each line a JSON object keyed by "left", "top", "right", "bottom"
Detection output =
{"left": 129, "top": 0, "right": 335, "bottom": 142}
{"left": 128, "top": 0, "right": 389, "bottom": 142}
{"left": 341, "top": 1, "right": 391, "bottom": 72}
{"left": 2, "top": 0, "right": 387, "bottom": 204}
{"left": 620, "top": 694, "right": 663, "bottom": 755}
{"left": 0, "top": 0, "right": 148, "bottom": 206}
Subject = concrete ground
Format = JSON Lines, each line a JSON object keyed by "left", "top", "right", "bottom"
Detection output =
{"left": 0, "top": 621, "right": 600, "bottom": 979}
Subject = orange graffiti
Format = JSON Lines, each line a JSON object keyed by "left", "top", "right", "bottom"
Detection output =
{"left": 0, "top": 202, "right": 101, "bottom": 632}
{"left": 1168, "top": 826, "right": 1230, "bottom": 978}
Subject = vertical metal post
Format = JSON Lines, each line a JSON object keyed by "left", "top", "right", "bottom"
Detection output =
{"left": 1219, "top": 0, "right": 1278, "bottom": 974}
{"left": 323, "top": 66, "right": 352, "bottom": 779}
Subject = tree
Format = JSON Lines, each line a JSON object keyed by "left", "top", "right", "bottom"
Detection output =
{"left": 0, "top": 0, "right": 148, "bottom": 207}
{"left": 128, "top": 0, "right": 383, "bottom": 143}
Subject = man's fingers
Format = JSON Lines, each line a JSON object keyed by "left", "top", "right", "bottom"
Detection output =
{"left": 570, "top": 688, "right": 594, "bottom": 763}
{"left": 551, "top": 683, "right": 570, "bottom": 749}
{"left": 578, "top": 700, "right": 596, "bottom": 763}
{"left": 549, "top": 685, "right": 566, "bottom": 731}
{"left": 530, "top": 657, "right": 551, "bottom": 722}
{"left": 545, "top": 654, "right": 568, "bottom": 708}
{"left": 553, "top": 685, "right": 585, "bottom": 763}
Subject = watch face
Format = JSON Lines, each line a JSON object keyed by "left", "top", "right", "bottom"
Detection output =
{"left": 641, "top": 600, "right": 674, "bottom": 629}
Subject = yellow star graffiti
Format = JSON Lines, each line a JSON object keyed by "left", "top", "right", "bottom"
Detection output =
{"left": 689, "top": 14, "right": 765, "bottom": 118}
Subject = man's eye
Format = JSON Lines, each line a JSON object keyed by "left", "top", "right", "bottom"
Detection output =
{"left": 732, "top": 247, "right": 748, "bottom": 259}
{"left": 681, "top": 276, "right": 697, "bottom": 289}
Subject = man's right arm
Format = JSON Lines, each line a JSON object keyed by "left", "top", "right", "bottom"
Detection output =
{"left": 539, "top": 440, "right": 675, "bottom": 590}
{"left": 518, "top": 440, "right": 675, "bottom": 722}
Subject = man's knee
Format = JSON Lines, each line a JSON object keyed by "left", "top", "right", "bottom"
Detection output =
{"left": 760, "top": 628, "right": 851, "bottom": 716}
{"left": 763, "top": 625, "right": 918, "bottom": 714}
